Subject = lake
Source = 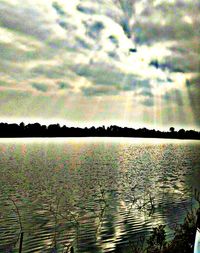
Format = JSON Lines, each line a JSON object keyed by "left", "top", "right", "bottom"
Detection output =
{"left": 0, "top": 138, "right": 200, "bottom": 252}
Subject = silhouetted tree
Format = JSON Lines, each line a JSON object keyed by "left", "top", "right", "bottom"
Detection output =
{"left": 0, "top": 122, "right": 199, "bottom": 139}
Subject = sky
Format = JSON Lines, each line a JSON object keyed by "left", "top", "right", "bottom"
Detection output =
{"left": 0, "top": 0, "right": 199, "bottom": 130}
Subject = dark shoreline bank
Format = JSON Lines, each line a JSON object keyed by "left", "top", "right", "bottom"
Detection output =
{"left": 0, "top": 122, "right": 200, "bottom": 140}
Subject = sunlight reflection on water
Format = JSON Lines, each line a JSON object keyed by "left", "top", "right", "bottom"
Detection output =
{"left": 0, "top": 138, "right": 199, "bottom": 252}
{"left": 0, "top": 137, "right": 199, "bottom": 144}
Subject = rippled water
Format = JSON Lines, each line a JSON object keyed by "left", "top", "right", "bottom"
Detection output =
{"left": 0, "top": 138, "right": 200, "bottom": 252}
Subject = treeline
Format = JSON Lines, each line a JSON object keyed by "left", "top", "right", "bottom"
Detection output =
{"left": 0, "top": 123, "right": 199, "bottom": 139}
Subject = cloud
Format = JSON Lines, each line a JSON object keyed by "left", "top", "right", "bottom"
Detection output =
{"left": 0, "top": 80, "right": 10, "bottom": 87}
{"left": 31, "top": 64, "right": 68, "bottom": 79}
{"left": 76, "top": 4, "right": 96, "bottom": 15}
{"left": 73, "top": 63, "right": 125, "bottom": 86}
{"left": 82, "top": 85, "right": 119, "bottom": 97}
{"left": 163, "top": 89, "right": 184, "bottom": 106}
{"left": 76, "top": 37, "right": 92, "bottom": 49}
{"left": 77, "top": 65, "right": 155, "bottom": 99}
{"left": 140, "top": 90, "right": 153, "bottom": 97}
{"left": 72, "top": 62, "right": 150, "bottom": 88}
{"left": 0, "top": 1, "right": 65, "bottom": 41}
{"left": 86, "top": 21, "right": 105, "bottom": 39}
{"left": 0, "top": 0, "right": 199, "bottom": 128}
{"left": 141, "top": 98, "right": 154, "bottom": 107}
{"left": 31, "top": 83, "right": 48, "bottom": 92}
{"left": 58, "top": 82, "right": 71, "bottom": 90}
{"left": 52, "top": 1, "right": 66, "bottom": 16}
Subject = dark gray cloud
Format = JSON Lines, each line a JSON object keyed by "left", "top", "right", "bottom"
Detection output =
{"left": 108, "top": 35, "right": 119, "bottom": 45}
{"left": 0, "top": 1, "right": 63, "bottom": 41}
{"left": 107, "top": 51, "right": 119, "bottom": 60}
{"left": 52, "top": 2, "right": 66, "bottom": 16}
{"left": 32, "top": 83, "right": 48, "bottom": 92}
{"left": 141, "top": 98, "right": 154, "bottom": 107}
{"left": 122, "top": 79, "right": 151, "bottom": 91}
{"left": 76, "top": 4, "right": 96, "bottom": 15}
{"left": 0, "top": 80, "right": 10, "bottom": 87}
{"left": 186, "top": 75, "right": 200, "bottom": 126}
{"left": 86, "top": 21, "right": 105, "bottom": 39}
{"left": 57, "top": 82, "right": 71, "bottom": 89}
{"left": 134, "top": 0, "right": 199, "bottom": 43}
{"left": 82, "top": 85, "right": 119, "bottom": 97}
{"left": 73, "top": 62, "right": 155, "bottom": 98}
{"left": 72, "top": 63, "right": 146, "bottom": 90}
{"left": 76, "top": 37, "right": 91, "bottom": 49}
{"left": 32, "top": 65, "right": 70, "bottom": 79}
{"left": 73, "top": 63, "right": 125, "bottom": 86}
{"left": 0, "top": 6, "right": 44, "bottom": 40}
{"left": 163, "top": 89, "right": 184, "bottom": 106}
{"left": 140, "top": 90, "right": 153, "bottom": 97}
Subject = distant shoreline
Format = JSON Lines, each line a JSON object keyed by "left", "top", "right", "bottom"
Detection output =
{"left": 0, "top": 122, "right": 199, "bottom": 140}
{"left": 0, "top": 137, "right": 200, "bottom": 141}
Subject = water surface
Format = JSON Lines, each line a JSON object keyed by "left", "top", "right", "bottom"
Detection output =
{"left": 0, "top": 138, "right": 200, "bottom": 252}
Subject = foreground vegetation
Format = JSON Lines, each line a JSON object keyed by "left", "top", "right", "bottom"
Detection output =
{"left": 123, "top": 190, "right": 200, "bottom": 253}
{"left": 127, "top": 211, "right": 198, "bottom": 253}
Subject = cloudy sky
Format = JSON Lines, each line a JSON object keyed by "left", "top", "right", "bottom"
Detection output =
{"left": 0, "top": 0, "right": 199, "bottom": 130}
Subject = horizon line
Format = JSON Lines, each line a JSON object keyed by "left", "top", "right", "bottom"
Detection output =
{"left": 0, "top": 121, "right": 199, "bottom": 133}
{"left": 0, "top": 118, "right": 199, "bottom": 132}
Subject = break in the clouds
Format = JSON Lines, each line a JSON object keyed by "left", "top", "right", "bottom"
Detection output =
{"left": 0, "top": 0, "right": 199, "bottom": 129}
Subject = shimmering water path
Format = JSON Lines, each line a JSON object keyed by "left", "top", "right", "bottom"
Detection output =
{"left": 0, "top": 138, "right": 200, "bottom": 252}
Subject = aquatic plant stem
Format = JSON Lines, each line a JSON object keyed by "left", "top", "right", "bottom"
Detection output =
{"left": 19, "top": 232, "right": 24, "bottom": 253}
{"left": 9, "top": 197, "right": 24, "bottom": 253}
